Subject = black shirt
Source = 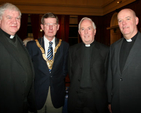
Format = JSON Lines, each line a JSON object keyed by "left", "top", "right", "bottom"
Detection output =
{"left": 120, "top": 32, "right": 138, "bottom": 72}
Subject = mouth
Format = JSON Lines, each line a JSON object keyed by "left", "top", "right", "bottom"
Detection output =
{"left": 48, "top": 31, "right": 53, "bottom": 33}
{"left": 11, "top": 25, "right": 18, "bottom": 28}
{"left": 84, "top": 35, "right": 89, "bottom": 38}
{"left": 122, "top": 26, "right": 129, "bottom": 30}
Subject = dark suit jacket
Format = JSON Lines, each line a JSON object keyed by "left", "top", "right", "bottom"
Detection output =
{"left": 68, "top": 41, "right": 109, "bottom": 113}
{"left": 0, "top": 29, "right": 36, "bottom": 113}
{"left": 26, "top": 37, "right": 69, "bottom": 110}
{"left": 107, "top": 32, "right": 141, "bottom": 113}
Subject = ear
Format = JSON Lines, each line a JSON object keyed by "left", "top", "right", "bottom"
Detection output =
{"left": 57, "top": 24, "right": 60, "bottom": 31}
{"left": 94, "top": 29, "right": 96, "bottom": 35}
{"left": 78, "top": 30, "right": 81, "bottom": 35}
{"left": 0, "top": 19, "right": 2, "bottom": 25}
{"left": 40, "top": 24, "right": 44, "bottom": 31}
{"left": 136, "top": 17, "right": 139, "bottom": 25}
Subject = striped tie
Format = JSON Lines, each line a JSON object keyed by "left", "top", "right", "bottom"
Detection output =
{"left": 47, "top": 42, "right": 53, "bottom": 60}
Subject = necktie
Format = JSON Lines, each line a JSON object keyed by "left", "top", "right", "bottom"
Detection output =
{"left": 47, "top": 42, "right": 53, "bottom": 60}
{"left": 47, "top": 42, "right": 53, "bottom": 72}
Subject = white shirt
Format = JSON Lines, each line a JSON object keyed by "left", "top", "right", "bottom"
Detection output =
{"left": 44, "top": 36, "right": 55, "bottom": 57}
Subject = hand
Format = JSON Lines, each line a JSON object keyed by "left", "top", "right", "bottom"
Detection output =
{"left": 108, "top": 104, "right": 112, "bottom": 113}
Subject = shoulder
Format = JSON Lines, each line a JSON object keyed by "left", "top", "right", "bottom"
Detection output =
{"left": 26, "top": 40, "right": 36, "bottom": 47}
{"left": 137, "top": 32, "right": 141, "bottom": 39}
{"left": 69, "top": 43, "right": 82, "bottom": 55}
{"left": 110, "top": 38, "right": 123, "bottom": 50}
{"left": 61, "top": 40, "right": 69, "bottom": 47}
{"left": 27, "top": 38, "right": 43, "bottom": 46}
{"left": 94, "top": 41, "right": 109, "bottom": 51}
{"left": 69, "top": 43, "right": 82, "bottom": 50}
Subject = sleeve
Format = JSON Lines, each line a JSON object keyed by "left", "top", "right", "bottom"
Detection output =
{"left": 68, "top": 47, "right": 72, "bottom": 81}
{"left": 106, "top": 47, "right": 113, "bottom": 103}
{"left": 63, "top": 42, "right": 69, "bottom": 77}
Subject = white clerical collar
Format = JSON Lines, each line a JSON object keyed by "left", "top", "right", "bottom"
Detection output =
{"left": 126, "top": 38, "right": 132, "bottom": 42}
{"left": 85, "top": 44, "right": 90, "bottom": 47}
{"left": 10, "top": 35, "right": 14, "bottom": 39}
{"left": 85, "top": 41, "right": 95, "bottom": 47}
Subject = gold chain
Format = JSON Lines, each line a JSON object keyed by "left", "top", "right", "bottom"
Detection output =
{"left": 35, "top": 39, "right": 62, "bottom": 70}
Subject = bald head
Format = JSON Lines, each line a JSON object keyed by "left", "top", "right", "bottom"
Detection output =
{"left": 117, "top": 8, "right": 139, "bottom": 39}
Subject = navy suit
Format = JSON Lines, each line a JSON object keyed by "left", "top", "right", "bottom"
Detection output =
{"left": 26, "top": 37, "right": 69, "bottom": 110}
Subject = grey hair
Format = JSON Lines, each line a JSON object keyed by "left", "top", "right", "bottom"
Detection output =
{"left": 41, "top": 12, "right": 59, "bottom": 25}
{"left": 0, "top": 3, "right": 21, "bottom": 20}
{"left": 78, "top": 17, "right": 96, "bottom": 30}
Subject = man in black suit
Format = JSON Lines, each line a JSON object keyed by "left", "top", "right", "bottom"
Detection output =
{"left": 26, "top": 12, "right": 69, "bottom": 113}
{"left": 0, "top": 3, "right": 36, "bottom": 113}
{"left": 68, "top": 17, "right": 109, "bottom": 113}
{"left": 107, "top": 8, "right": 141, "bottom": 113}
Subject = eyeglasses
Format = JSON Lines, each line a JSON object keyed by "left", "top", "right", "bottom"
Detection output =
{"left": 44, "top": 23, "right": 57, "bottom": 27}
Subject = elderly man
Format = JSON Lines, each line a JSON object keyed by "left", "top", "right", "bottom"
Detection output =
{"left": 0, "top": 3, "right": 36, "bottom": 113}
{"left": 26, "top": 12, "right": 69, "bottom": 113}
{"left": 68, "top": 17, "right": 109, "bottom": 113}
{"left": 107, "top": 8, "right": 141, "bottom": 113}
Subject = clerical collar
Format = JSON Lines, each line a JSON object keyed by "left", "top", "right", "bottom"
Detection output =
{"left": 125, "top": 32, "right": 138, "bottom": 43}
{"left": 126, "top": 38, "right": 132, "bottom": 42}
{"left": 84, "top": 41, "right": 94, "bottom": 47}
{"left": 10, "top": 35, "right": 14, "bottom": 39}
{"left": 85, "top": 44, "right": 90, "bottom": 47}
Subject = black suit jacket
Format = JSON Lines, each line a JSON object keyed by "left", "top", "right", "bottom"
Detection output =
{"left": 26, "top": 37, "right": 69, "bottom": 110}
{"left": 68, "top": 41, "right": 109, "bottom": 113}
{"left": 107, "top": 32, "right": 141, "bottom": 113}
{"left": 0, "top": 29, "right": 36, "bottom": 113}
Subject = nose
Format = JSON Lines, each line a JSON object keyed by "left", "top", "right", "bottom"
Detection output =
{"left": 12, "top": 18, "right": 18, "bottom": 24}
{"left": 122, "top": 20, "right": 126, "bottom": 25}
{"left": 84, "top": 29, "right": 88, "bottom": 34}
{"left": 49, "top": 25, "right": 53, "bottom": 30}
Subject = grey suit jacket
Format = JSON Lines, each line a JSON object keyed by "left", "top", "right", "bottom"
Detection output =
{"left": 107, "top": 32, "right": 141, "bottom": 113}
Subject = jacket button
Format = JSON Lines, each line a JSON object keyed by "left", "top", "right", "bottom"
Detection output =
{"left": 120, "top": 78, "right": 123, "bottom": 81}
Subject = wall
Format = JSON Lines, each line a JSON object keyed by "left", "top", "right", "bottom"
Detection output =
{"left": 103, "top": 0, "right": 141, "bottom": 46}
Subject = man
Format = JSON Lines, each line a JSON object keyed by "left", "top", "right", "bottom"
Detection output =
{"left": 26, "top": 12, "right": 69, "bottom": 113}
{"left": 0, "top": 3, "right": 36, "bottom": 113}
{"left": 107, "top": 8, "right": 141, "bottom": 113}
{"left": 68, "top": 17, "right": 109, "bottom": 113}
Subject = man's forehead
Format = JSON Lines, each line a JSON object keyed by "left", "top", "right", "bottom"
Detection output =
{"left": 3, "top": 10, "right": 20, "bottom": 17}
{"left": 118, "top": 9, "right": 133, "bottom": 17}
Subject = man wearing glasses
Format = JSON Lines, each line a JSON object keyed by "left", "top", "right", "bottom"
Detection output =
{"left": 26, "top": 12, "right": 69, "bottom": 113}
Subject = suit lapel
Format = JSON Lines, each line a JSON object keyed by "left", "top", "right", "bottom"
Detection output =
{"left": 115, "top": 39, "right": 124, "bottom": 75}
{"left": 38, "top": 37, "right": 44, "bottom": 49}
{"left": 122, "top": 33, "right": 141, "bottom": 72}
{"left": 55, "top": 37, "right": 59, "bottom": 46}
{"left": 51, "top": 38, "right": 60, "bottom": 70}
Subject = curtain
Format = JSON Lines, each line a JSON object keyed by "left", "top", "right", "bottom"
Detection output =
{"left": 17, "top": 14, "right": 28, "bottom": 40}
{"left": 30, "top": 14, "right": 41, "bottom": 39}
{"left": 57, "top": 15, "right": 70, "bottom": 42}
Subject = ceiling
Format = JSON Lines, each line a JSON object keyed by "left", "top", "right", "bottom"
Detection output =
{"left": 0, "top": 0, "right": 136, "bottom": 15}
